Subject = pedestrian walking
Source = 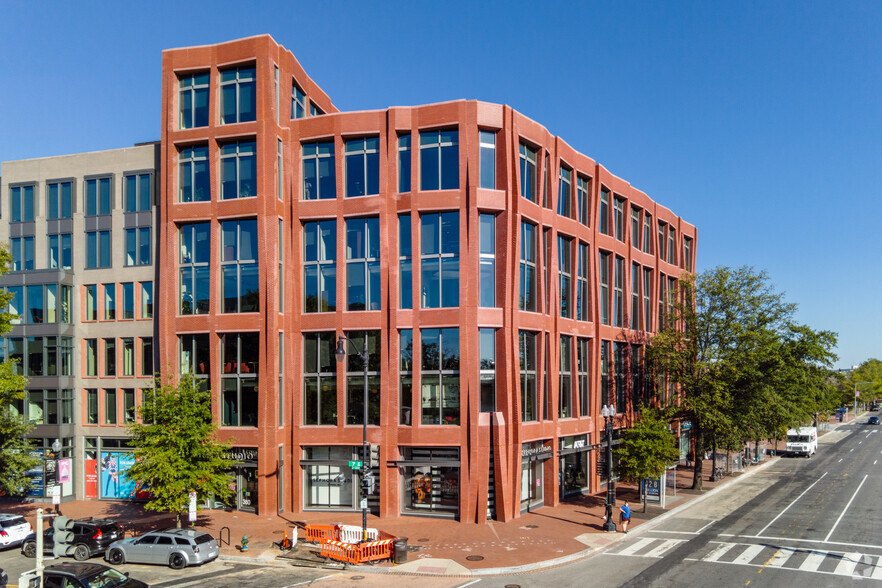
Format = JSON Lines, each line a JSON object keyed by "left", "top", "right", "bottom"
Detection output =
{"left": 620, "top": 500, "right": 631, "bottom": 533}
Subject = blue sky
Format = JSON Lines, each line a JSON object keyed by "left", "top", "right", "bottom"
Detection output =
{"left": 1, "top": 1, "right": 879, "bottom": 368}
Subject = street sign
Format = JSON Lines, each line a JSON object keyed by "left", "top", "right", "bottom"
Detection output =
{"left": 348, "top": 461, "right": 363, "bottom": 469}
{"left": 360, "top": 498, "right": 367, "bottom": 509}
{"left": 188, "top": 491, "right": 197, "bottom": 522}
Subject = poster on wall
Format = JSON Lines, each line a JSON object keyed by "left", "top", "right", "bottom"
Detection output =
{"left": 85, "top": 458, "right": 98, "bottom": 499}
{"left": 58, "top": 459, "right": 71, "bottom": 484}
{"left": 25, "top": 450, "right": 45, "bottom": 497}
{"left": 100, "top": 452, "right": 149, "bottom": 499}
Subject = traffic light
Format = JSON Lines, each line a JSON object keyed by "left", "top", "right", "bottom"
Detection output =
{"left": 369, "top": 444, "right": 380, "bottom": 468}
{"left": 361, "top": 471, "right": 375, "bottom": 496}
{"left": 52, "top": 515, "right": 75, "bottom": 557}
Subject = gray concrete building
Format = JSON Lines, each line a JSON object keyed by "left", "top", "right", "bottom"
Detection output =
{"left": 0, "top": 143, "right": 159, "bottom": 503}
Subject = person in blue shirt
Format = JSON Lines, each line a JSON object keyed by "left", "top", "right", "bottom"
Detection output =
{"left": 620, "top": 500, "right": 631, "bottom": 533}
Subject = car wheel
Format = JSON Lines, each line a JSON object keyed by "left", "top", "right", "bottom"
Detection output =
{"left": 73, "top": 544, "right": 90, "bottom": 561}
{"left": 169, "top": 552, "right": 187, "bottom": 570}
{"left": 22, "top": 541, "right": 36, "bottom": 558}
{"left": 108, "top": 548, "right": 125, "bottom": 565}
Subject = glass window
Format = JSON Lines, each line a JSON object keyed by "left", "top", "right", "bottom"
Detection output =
{"left": 220, "top": 66, "right": 256, "bottom": 124}
{"left": 85, "top": 285, "right": 98, "bottom": 321}
{"left": 599, "top": 188, "right": 610, "bottom": 235}
{"left": 631, "top": 263, "right": 641, "bottom": 330}
{"left": 277, "top": 139, "right": 284, "bottom": 201}
{"left": 303, "top": 220, "right": 336, "bottom": 313}
{"left": 614, "top": 342, "right": 626, "bottom": 408}
{"left": 125, "top": 173, "right": 152, "bottom": 212}
{"left": 279, "top": 219, "right": 284, "bottom": 313}
{"left": 291, "top": 81, "right": 306, "bottom": 119}
{"left": 643, "top": 268, "right": 653, "bottom": 332}
{"left": 599, "top": 252, "right": 610, "bottom": 325}
{"left": 420, "top": 212, "right": 459, "bottom": 308}
{"left": 85, "top": 338, "right": 98, "bottom": 376}
{"left": 398, "top": 134, "right": 411, "bottom": 193}
{"left": 400, "top": 330, "right": 413, "bottom": 425}
{"left": 684, "top": 237, "right": 693, "bottom": 272}
{"left": 140, "top": 282, "right": 153, "bottom": 319}
{"left": 344, "top": 330, "right": 381, "bottom": 426}
{"left": 577, "top": 338, "right": 590, "bottom": 417}
{"left": 48, "top": 234, "right": 72, "bottom": 269}
{"left": 310, "top": 102, "right": 324, "bottom": 116}
{"left": 104, "top": 389, "right": 117, "bottom": 425}
{"left": 344, "top": 137, "right": 379, "bottom": 197}
{"left": 479, "top": 214, "right": 495, "bottom": 307}
{"left": 519, "top": 222, "right": 536, "bottom": 312}
{"left": 558, "top": 236, "right": 572, "bottom": 318}
{"left": 85, "top": 177, "right": 111, "bottom": 216}
{"left": 631, "top": 208, "right": 640, "bottom": 249}
{"left": 399, "top": 215, "right": 412, "bottom": 309}
{"left": 121, "top": 282, "right": 134, "bottom": 320}
{"left": 7, "top": 287, "right": 22, "bottom": 325}
{"left": 658, "top": 221, "right": 666, "bottom": 261}
{"left": 668, "top": 228, "right": 676, "bottom": 265}
{"left": 659, "top": 272, "right": 667, "bottom": 328}
{"left": 180, "top": 333, "right": 211, "bottom": 377}
{"left": 577, "top": 242, "right": 589, "bottom": 321}
{"left": 558, "top": 166, "right": 572, "bottom": 218}
{"left": 122, "top": 338, "right": 134, "bottom": 377}
{"left": 45, "top": 285, "right": 57, "bottom": 324}
{"left": 27, "top": 336, "right": 44, "bottom": 376}
{"left": 85, "top": 230, "right": 112, "bottom": 269}
{"left": 123, "top": 389, "right": 136, "bottom": 423}
{"left": 643, "top": 213, "right": 653, "bottom": 254}
{"left": 87, "top": 389, "right": 98, "bottom": 424}
{"left": 302, "top": 141, "right": 336, "bottom": 200}
{"left": 303, "top": 332, "right": 337, "bottom": 425}
{"left": 346, "top": 217, "right": 380, "bottom": 311}
{"left": 179, "top": 72, "right": 209, "bottom": 129}
{"left": 179, "top": 146, "right": 210, "bottom": 203}
{"left": 10, "top": 185, "right": 35, "bottom": 222}
{"left": 221, "top": 141, "right": 256, "bottom": 200}
{"left": 519, "top": 143, "right": 537, "bottom": 202}
{"left": 179, "top": 222, "right": 211, "bottom": 315}
{"left": 221, "top": 332, "right": 259, "bottom": 427}
{"left": 125, "top": 227, "right": 151, "bottom": 266}
{"left": 600, "top": 340, "right": 610, "bottom": 407}
{"left": 11, "top": 237, "right": 34, "bottom": 271}
{"left": 420, "top": 129, "right": 459, "bottom": 191}
{"left": 479, "top": 131, "right": 496, "bottom": 189}
{"left": 560, "top": 336, "right": 572, "bottom": 418}
{"left": 614, "top": 196, "right": 625, "bottom": 241}
{"left": 577, "top": 176, "right": 590, "bottom": 226}
{"left": 420, "top": 327, "right": 460, "bottom": 425}
{"left": 103, "top": 284, "right": 115, "bottom": 320}
{"left": 47, "top": 181, "right": 72, "bottom": 220}
{"left": 103, "top": 339, "right": 116, "bottom": 377}
{"left": 614, "top": 256, "right": 624, "bottom": 328}
{"left": 519, "top": 331, "right": 537, "bottom": 422}
{"left": 479, "top": 328, "right": 496, "bottom": 413}
{"left": 141, "top": 337, "right": 153, "bottom": 377}
{"left": 221, "top": 219, "right": 259, "bottom": 313}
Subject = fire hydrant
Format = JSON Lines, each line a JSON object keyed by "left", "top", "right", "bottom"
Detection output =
{"left": 241, "top": 535, "right": 249, "bottom": 551}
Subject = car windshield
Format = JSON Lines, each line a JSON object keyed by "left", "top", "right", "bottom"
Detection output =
{"left": 81, "top": 567, "right": 129, "bottom": 588}
{"left": 0, "top": 518, "right": 24, "bottom": 528}
{"left": 788, "top": 435, "right": 810, "bottom": 443}
{"left": 195, "top": 533, "right": 214, "bottom": 545}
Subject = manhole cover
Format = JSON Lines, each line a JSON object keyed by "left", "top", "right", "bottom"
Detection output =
{"left": 466, "top": 555, "right": 484, "bottom": 561}
{"left": 504, "top": 585, "right": 522, "bottom": 588}
{"left": 418, "top": 538, "right": 430, "bottom": 542}
{"left": 351, "top": 576, "right": 365, "bottom": 581}
{"left": 525, "top": 524, "right": 538, "bottom": 529}
{"left": 272, "top": 530, "right": 284, "bottom": 534}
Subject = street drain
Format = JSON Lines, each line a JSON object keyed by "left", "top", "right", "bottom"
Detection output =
{"left": 272, "top": 530, "right": 283, "bottom": 534}
{"left": 525, "top": 524, "right": 538, "bottom": 529}
{"left": 504, "top": 585, "right": 522, "bottom": 588}
{"left": 466, "top": 555, "right": 484, "bottom": 561}
{"left": 418, "top": 538, "right": 430, "bottom": 542}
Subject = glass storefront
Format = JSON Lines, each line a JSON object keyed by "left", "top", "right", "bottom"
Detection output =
{"left": 559, "top": 434, "right": 590, "bottom": 498}
{"left": 300, "top": 446, "right": 379, "bottom": 512}
{"left": 219, "top": 447, "right": 258, "bottom": 513}
{"left": 521, "top": 440, "right": 552, "bottom": 512}
{"left": 400, "top": 447, "right": 460, "bottom": 518}
{"left": 83, "top": 438, "right": 148, "bottom": 500}
{"left": 25, "top": 437, "right": 74, "bottom": 500}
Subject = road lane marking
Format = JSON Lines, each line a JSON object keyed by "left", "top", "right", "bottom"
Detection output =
{"left": 767, "top": 547, "right": 794, "bottom": 567}
{"left": 839, "top": 458, "right": 843, "bottom": 462}
{"left": 875, "top": 460, "right": 878, "bottom": 466}
{"left": 799, "top": 550, "right": 828, "bottom": 571}
{"left": 871, "top": 556, "right": 882, "bottom": 579}
{"left": 704, "top": 542, "right": 737, "bottom": 562}
{"left": 696, "top": 519, "right": 718, "bottom": 534}
{"left": 735, "top": 533, "right": 882, "bottom": 551}
{"left": 756, "top": 472, "right": 827, "bottom": 537}
{"left": 616, "top": 537, "right": 655, "bottom": 555}
{"left": 850, "top": 448, "right": 855, "bottom": 452}
{"left": 732, "top": 544, "right": 765, "bottom": 565}
{"left": 834, "top": 552, "right": 861, "bottom": 576}
{"left": 825, "top": 473, "right": 869, "bottom": 542}
{"left": 860, "top": 441, "right": 863, "bottom": 444}
{"left": 644, "top": 539, "right": 687, "bottom": 557}
{"left": 455, "top": 580, "right": 482, "bottom": 588}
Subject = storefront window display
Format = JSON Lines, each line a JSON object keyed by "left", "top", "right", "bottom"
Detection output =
{"left": 559, "top": 434, "right": 589, "bottom": 498}
{"left": 218, "top": 447, "right": 259, "bottom": 513}
{"left": 25, "top": 438, "right": 74, "bottom": 499}
{"left": 521, "top": 440, "right": 551, "bottom": 511}
{"left": 400, "top": 447, "right": 459, "bottom": 517}
{"left": 302, "top": 446, "right": 355, "bottom": 509}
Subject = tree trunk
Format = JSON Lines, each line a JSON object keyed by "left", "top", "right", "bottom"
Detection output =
{"left": 691, "top": 419, "right": 703, "bottom": 491}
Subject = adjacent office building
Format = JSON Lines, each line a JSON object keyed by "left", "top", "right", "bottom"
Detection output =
{"left": 2, "top": 34, "right": 696, "bottom": 523}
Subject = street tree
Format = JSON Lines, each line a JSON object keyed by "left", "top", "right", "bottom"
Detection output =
{"left": 614, "top": 407, "right": 680, "bottom": 512}
{"left": 126, "top": 373, "right": 235, "bottom": 527}
{"left": 848, "top": 359, "right": 882, "bottom": 405}
{"left": 646, "top": 266, "right": 837, "bottom": 491}
{"left": 0, "top": 244, "right": 39, "bottom": 495}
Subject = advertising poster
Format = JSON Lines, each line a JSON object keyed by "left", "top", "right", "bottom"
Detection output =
{"left": 100, "top": 452, "right": 149, "bottom": 499}
{"left": 85, "top": 458, "right": 98, "bottom": 499}
{"left": 25, "top": 450, "right": 45, "bottom": 497}
{"left": 58, "top": 459, "right": 71, "bottom": 484}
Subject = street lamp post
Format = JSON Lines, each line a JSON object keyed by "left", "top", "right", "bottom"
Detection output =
{"left": 51, "top": 438, "right": 61, "bottom": 515}
{"left": 601, "top": 404, "right": 617, "bottom": 532}
{"left": 335, "top": 334, "right": 370, "bottom": 543}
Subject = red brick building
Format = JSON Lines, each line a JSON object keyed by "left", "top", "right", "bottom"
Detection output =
{"left": 158, "top": 35, "right": 696, "bottom": 522}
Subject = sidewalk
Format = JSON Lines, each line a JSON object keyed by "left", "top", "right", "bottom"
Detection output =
{"left": 3, "top": 415, "right": 857, "bottom": 576}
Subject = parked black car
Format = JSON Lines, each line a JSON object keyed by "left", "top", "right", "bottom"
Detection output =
{"left": 21, "top": 518, "right": 124, "bottom": 561}
{"left": 26, "top": 562, "right": 146, "bottom": 588}
{"left": 869, "top": 416, "right": 880, "bottom": 425}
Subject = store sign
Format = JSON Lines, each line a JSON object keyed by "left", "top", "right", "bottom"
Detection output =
{"left": 681, "top": 421, "right": 693, "bottom": 431}
{"left": 224, "top": 448, "right": 258, "bottom": 462}
{"left": 522, "top": 443, "right": 553, "bottom": 459}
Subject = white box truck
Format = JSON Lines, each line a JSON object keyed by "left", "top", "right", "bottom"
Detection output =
{"left": 786, "top": 427, "right": 818, "bottom": 457}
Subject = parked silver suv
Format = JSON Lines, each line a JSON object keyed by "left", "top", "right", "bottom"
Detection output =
{"left": 105, "top": 528, "right": 218, "bottom": 569}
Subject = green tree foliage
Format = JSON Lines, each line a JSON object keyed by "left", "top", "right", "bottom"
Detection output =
{"left": 0, "top": 244, "right": 39, "bottom": 495}
{"left": 614, "top": 407, "right": 680, "bottom": 511}
{"left": 646, "top": 266, "right": 837, "bottom": 491}
{"left": 126, "top": 374, "right": 235, "bottom": 527}
{"left": 848, "top": 359, "right": 882, "bottom": 404}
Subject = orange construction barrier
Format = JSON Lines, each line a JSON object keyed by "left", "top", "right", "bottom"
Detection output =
{"left": 320, "top": 538, "right": 395, "bottom": 564}
{"left": 303, "top": 524, "right": 338, "bottom": 544}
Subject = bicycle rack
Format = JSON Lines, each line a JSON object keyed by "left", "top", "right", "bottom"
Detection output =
{"left": 219, "top": 526, "right": 231, "bottom": 547}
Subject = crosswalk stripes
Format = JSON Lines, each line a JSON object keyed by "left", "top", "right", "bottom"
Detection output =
{"left": 610, "top": 537, "right": 882, "bottom": 581}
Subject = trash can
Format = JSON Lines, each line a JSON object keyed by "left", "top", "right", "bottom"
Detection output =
{"left": 393, "top": 537, "right": 408, "bottom": 564}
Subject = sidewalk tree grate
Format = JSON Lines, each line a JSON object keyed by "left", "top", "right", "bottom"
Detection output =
{"left": 526, "top": 524, "right": 538, "bottom": 528}
{"left": 466, "top": 555, "right": 484, "bottom": 561}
